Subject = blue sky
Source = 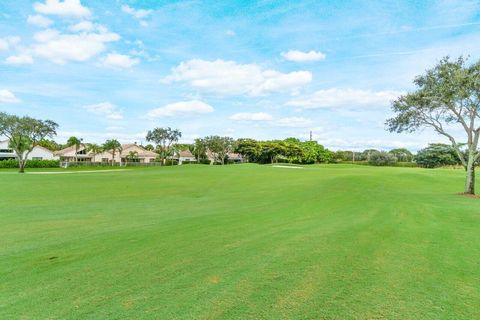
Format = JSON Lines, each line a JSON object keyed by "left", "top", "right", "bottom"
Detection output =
{"left": 1, "top": 0, "right": 480, "bottom": 150}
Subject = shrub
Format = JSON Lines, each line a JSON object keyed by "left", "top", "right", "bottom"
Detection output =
{"left": 199, "top": 159, "right": 211, "bottom": 165}
{"left": 368, "top": 151, "right": 397, "bottom": 166}
{"left": 164, "top": 160, "right": 178, "bottom": 166}
{"left": 0, "top": 159, "right": 60, "bottom": 168}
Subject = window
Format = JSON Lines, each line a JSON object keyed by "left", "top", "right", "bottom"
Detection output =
{"left": 32, "top": 157, "right": 43, "bottom": 160}
{"left": 0, "top": 149, "right": 13, "bottom": 153}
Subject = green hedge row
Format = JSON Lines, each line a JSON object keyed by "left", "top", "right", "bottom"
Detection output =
{"left": 0, "top": 159, "right": 60, "bottom": 168}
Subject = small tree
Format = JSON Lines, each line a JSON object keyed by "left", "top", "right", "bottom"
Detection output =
{"left": 193, "top": 138, "right": 208, "bottom": 163}
{"left": 387, "top": 56, "right": 480, "bottom": 194}
{"left": 103, "top": 139, "right": 122, "bottom": 166}
{"left": 205, "top": 136, "right": 233, "bottom": 165}
{"left": 146, "top": 127, "right": 181, "bottom": 165}
{"left": 415, "top": 144, "right": 461, "bottom": 168}
{"left": 368, "top": 151, "right": 397, "bottom": 166}
{"left": 0, "top": 112, "right": 58, "bottom": 173}
{"left": 67, "top": 136, "right": 83, "bottom": 162}
{"left": 86, "top": 143, "right": 102, "bottom": 162}
{"left": 389, "top": 148, "right": 414, "bottom": 162}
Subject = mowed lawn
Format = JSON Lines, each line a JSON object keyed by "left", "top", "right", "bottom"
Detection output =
{"left": 1, "top": 164, "right": 480, "bottom": 319}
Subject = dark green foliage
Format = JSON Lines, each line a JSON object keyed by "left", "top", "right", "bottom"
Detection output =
{"left": 0, "top": 159, "right": 60, "bottom": 168}
{"left": 415, "top": 144, "right": 461, "bottom": 168}
{"left": 368, "top": 151, "right": 398, "bottom": 166}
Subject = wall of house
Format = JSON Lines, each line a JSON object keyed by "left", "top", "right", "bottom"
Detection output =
{"left": 0, "top": 140, "right": 58, "bottom": 160}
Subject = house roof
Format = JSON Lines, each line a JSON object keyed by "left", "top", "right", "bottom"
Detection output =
{"left": 122, "top": 144, "right": 158, "bottom": 157}
{"left": 178, "top": 149, "right": 194, "bottom": 157}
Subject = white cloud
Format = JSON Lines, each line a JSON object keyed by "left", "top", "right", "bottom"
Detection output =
{"left": 282, "top": 50, "right": 326, "bottom": 62}
{"left": 286, "top": 88, "right": 402, "bottom": 109}
{"left": 164, "top": 59, "right": 312, "bottom": 96}
{"left": 69, "top": 21, "right": 94, "bottom": 32}
{"left": 27, "top": 15, "right": 53, "bottom": 28}
{"left": 83, "top": 102, "right": 123, "bottom": 120}
{"left": 5, "top": 54, "right": 34, "bottom": 65}
{"left": 229, "top": 112, "right": 273, "bottom": 121}
{"left": 0, "top": 90, "right": 20, "bottom": 103}
{"left": 0, "top": 37, "right": 21, "bottom": 51}
{"left": 121, "top": 5, "right": 153, "bottom": 19}
{"left": 101, "top": 53, "right": 139, "bottom": 69}
{"left": 275, "top": 117, "right": 312, "bottom": 128}
{"left": 34, "top": 0, "right": 91, "bottom": 18}
{"left": 146, "top": 100, "right": 214, "bottom": 118}
{"left": 32, "top": 28, "right": 120, "bottom": 64}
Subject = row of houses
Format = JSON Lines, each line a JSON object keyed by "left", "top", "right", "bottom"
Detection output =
{"left": 0, "top": 140, "right": 243, "bottom": 164}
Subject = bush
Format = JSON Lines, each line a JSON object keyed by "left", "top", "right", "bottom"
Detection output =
{"left": 368, "top": 151, "right": 397, "bottom": 166}
{"left": 164, "top": 159, "right": 178, "bottom": 166}
{"left": 199, "top": 159, "right": 211, "bottom": 165}
{"left": 394, "top": 162, "right": 417, "bottom": 167}
{"left": 0, "top": 159, "right": 60, "bottom": 168}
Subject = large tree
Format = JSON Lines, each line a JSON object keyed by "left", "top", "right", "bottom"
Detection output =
{"left": 67, "top": 136, "right": 83, "bottom": 162}
{"left": 0, "top": 112, "right": 58, "bottom": 173}
{"left": 387, "top": 56, "right": 480, "bottom": 194}
{"left": 146, "top": 127, "right": 181, "bottom": 165}
{"left": 103, "top": 139, "right": 122, "bottom": 166}
{"left": 205, "top": 136, "right": 233, "bottom": 165}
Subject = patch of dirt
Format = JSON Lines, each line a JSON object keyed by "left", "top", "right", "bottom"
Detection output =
{"left": 456, "top": 192, "right": 480, "bottom": 199}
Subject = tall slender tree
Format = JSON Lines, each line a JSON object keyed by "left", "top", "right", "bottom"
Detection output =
{"left": 67, "top": 136, "right": 83, "bottom": 162}
{"left": 103, "top": 139, "right": 122, "bottom": 166}
{"left": 86, "top": 143, "right": 102, "bottom": 163}
{"left": 0, "top": 112, "right": 58, "bottom": 173}
{"left": 387, "top": 56, "right": 480, "bottom": 195}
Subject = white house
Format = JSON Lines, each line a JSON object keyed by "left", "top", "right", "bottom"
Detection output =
{"left": 177, "top": 150, "right": 197, "bottom": 164}
{"left": 0, "top": 140, "right": 59, "bottom": 160}
{"left": 54, "top": 143, "right": 158, "bottom": 164}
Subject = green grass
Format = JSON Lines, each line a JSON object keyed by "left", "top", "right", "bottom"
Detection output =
{"left": 1, "top": 164, "right": 479, "bottom": 319}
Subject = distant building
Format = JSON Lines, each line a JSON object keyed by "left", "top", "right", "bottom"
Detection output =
{"left": 54, "top": 143, "right": 158, "bottom": 164}
{"left": 0, "top": 140, "right": 59, "bottom": 161}
{"left": 176, "top": 149, "right": 196, "bottom": 164}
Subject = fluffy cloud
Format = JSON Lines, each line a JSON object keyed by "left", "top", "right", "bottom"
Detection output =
{"left": 69, "top": 21, "right": 94, "bottom": 32}
{"left": 83, "top": 102, "right": 123, "bottom": 120}
{"left": 27, "top": 15, "right": 53, "bottom": 28}
{"left": 101, "top": 53, "right": 139, "bottom": 69}
{"left": 229, "top": 112, "right": 273, "bottom": 121}
{"left": 282, "top": 50, "right": 326, "bottom": 62}
{"left": 121, "top": 5, "right": 153, "bottom": 19}
{"left": 34, "top": 0, "right": 91, "bottom": 18}
{"left": 0, "top": 37, "right": 20, "bottom": 51}
{"left": 286, "top": 88, "right": 402, "bottom": 109}
{"left": 5, "top": 54, "right": 34, "bottom": 65}
{"left": 146, "top": 100, "right": 214, "bottom": 118}
{"left": 32, "top": 28, "right": 120, "bottom": 64}
{"left": 164, "top": 59, "right": 312, "bottom": 96}
{"left": 275, "top": 117, "right": 312, "bottom": 128}
{"left": 0, "top": 90, "right": 20, "bottom": 103}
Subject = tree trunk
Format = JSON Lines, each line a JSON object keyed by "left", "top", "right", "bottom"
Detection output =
{"left": 18, "top": 159, "right": 25, "bottom": 173}
{"left": 465, "top": 159, "right": 475, "bottom": 195}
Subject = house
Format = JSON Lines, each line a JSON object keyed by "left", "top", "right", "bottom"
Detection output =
{"left": 227, "top": 153, "right": 244, "bottom": 163}
{"left": 176, "top": 149, "right": 196, "bottom": 164}
{"left": 55, "top": 143, "right": 158, "bottom": 164}
{"left": 121, "top": 144, "right": 158, "bottom": 163}
{"left": 0, "top": 140, "right": 59, "bottom": 161}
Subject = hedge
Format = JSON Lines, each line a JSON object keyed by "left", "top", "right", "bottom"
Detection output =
{"left": 0, "top": 159, "right": 60, "bottom": 168}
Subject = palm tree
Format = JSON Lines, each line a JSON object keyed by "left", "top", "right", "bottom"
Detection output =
{"left": 102, "top": 139, "right": 122, "bottom": 166}
{"left": 67, "top": 136, "right": 83, "bottom": 162}
{"left": 125, "top": 151, "right": 139, "bottom": 165}
{"left": 86, "top": 143, "right": 102, "bottom": 163}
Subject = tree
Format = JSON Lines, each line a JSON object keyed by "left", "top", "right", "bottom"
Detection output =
{"left": 146, "top": 127, "right": 182, "bottom": 165}
{"left": 415, "top": 144, "right": 461, "bottom": 168}
{"left": 144, "top": 144, "right": 154, "bottom": 151}
{"left": 0, "top": 112, "right": 58, "bottom": 173}
{"left": 67, "top": 136, "right": 83, "bottom": 162}
{"left": 389, "top": 148, "right": 414, "bottom": 162}
{"left": 368, "top": 151, "right": 397, "bottom": 166}
{"left": 125, "top": 151, "right": 139, "bottom": 163}
{"left": 86, "top": 143, "right": 102, "bottom": 162}
{"left": 193, "top": 138, "right": 208, "bottom": 162}
{"left": 205, "top": 136, "right": 233, "bottom": 165}
{"left": 103, "top": 139, "right": 122, "bottom": 166}
{"left": 387, "top": 56, "right": 480, "bottom": 194}
{"left": 234, "top": 138, "right": 261, "bottom": 162}
{"left": 38, "top": 139, "right": 62, "bottom": 151}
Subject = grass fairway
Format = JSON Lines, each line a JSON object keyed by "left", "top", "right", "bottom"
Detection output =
{"left": 1, "top": 164, "right": 480, "bottom": 319}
